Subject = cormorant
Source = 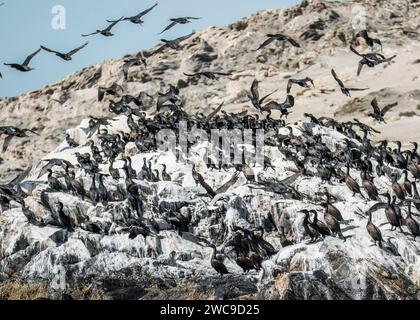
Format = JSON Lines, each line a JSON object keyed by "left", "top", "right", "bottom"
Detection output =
{"left": 4, "top": 48, "right": 41, "bottom": 72}
{"left": 210, "top": 244, "right": 229, "bottom": 277}
{"left": 107, "top": 3, "right": 158, "bottom": 25}
{"left": 0, "top": 126, "right": 39, "bottom": 152}
{"left": 331, "top": 68, "right": 368, "bottom": 97}
{"left": 256, "top": 34, "right": 300, "bottom": 50}
{"left": 405, "top": 203, "right": 419, "bottom": 240}
{"left": 82, "top": 17, "right": 124, "bottom": 37}
{"left": 159, "top": 17, "right": 201, "bottom": 34}
{"left": 40, "top": 42, "right": 88, "bottom": 61}
{"left": 368, "top": 98, "right": 398, "bottom": 123}
{"left": 366, "top": 211, "right": 383, "bottom": 248}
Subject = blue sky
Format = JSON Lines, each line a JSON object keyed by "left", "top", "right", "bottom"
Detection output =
{"left": 0, "top": 0, "right": 300, "bottom": 97}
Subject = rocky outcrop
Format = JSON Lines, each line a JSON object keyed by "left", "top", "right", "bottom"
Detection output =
{"left": 1, "top": 0, "right": 420, "bottom": 182}
{"left": 0, "top": 115, "right": 419, "bottom": 300}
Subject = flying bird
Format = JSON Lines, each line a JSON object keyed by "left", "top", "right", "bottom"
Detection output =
{"left": 368, "top": 98, "right": 398, "bottom": 123}
{"left": 183, "top": 71, "right": 231, "bottom": 80}
{"left": 331, "top": 68, "right": 368, "bottom": 97}
{"left": 107, "top": 3, "right": 158, "bottom": 25}
{"left": 247, "top": 79, "right": 276, "bottom": 111}
{"left": 123, "top": 56, "right": 147, "bottom": 80}
{"left": 98, "top": 83, "right": 124, "bottom": 102}
{"left": 256, "top": 34, "right": 300, "bottom": 51}
{"left": 287, "top": 77, "right": 315, "bottom": 93}
{"left": 82, "top": 17, "right": 124, "bottom": 37}
{"left": 40, "top": 42, "right": 88, "bottom": 61}
{"left": 159, "top": 17, "right": 201, "bottom": 34}
{"left": 350, "top": 46, "right": 396, "bottom": 76}
{"left": 149, "top": 32, "right": 195, "bottom": 56}
{"left": 3, "top": 48, "right": 41, "bottom": 72}
{"left": 0, "top": 126, "right": 39, "bottom": 152}
{"left": 261, "top": 95, "right": 295, "bottom": 118}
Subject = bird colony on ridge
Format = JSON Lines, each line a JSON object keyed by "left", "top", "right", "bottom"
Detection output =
{"left": 0, "top": 1, "right": 419, "bottom": 299}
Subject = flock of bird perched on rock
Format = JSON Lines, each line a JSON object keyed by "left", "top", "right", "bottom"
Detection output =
{"left": 0, "top": 2, "right": 420, "bottom": 278}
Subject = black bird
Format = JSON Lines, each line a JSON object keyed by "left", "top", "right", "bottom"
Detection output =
{"left": 350, "top": 46, "right": 396, "bottom": 76}
{"left": 123, "top": 56, "right": 147, "bottom": 80}
{"left": 402, "top": 171, "right": 412, "bottom": 197}
{"left": 324, "top": 212, "right": 345, "bottom": 240}
{"left": 405, "top": 203, "right": 419, "bottom": 240}
{"left": 159, "top": 17, "right": 201, "bottom": 34}
{"left": 361, "top": 171, "right": 379, "bottom": 201}
{"left": 40, "top": 42, "right": 88, "bottom": 61}
{"left": 161, "top": 164, "right": 171, "bottom": 181}
{"left": 47, "top": 169, "right": 66, "bottom": 192}
{"left": 56, "top": 202, "right": 73, "bottom": 231}
{"left": 344, "top": 163, "right": 365, "bottom": 198}
{"left": 368, "top": 98, "right": 398, "bottom": 123}
{"left": 368, "top": 193, "right": 403, "bottom": 232}
{"left": 0, "top": 126, "right": 39, "bottom": 152}
{"left": 366, "top": 211, "right": 383, "bottom": 248}
{"left": 310, "top": 210, "right": 331, "bottom": 238}
{"left": 4, "top": 48, "right": 41, "bottom": 72}
{"left": 183, "top": 71, "right": 231, "bottom": 80}
{"left": 98, "top": 83, "right": 123, "bottom": 102}
{"left": 82, "top": 17, "right": 124, "bottom": 37}
{"left": 149, "top": 32, "right": 195, "bottom": 56}
{"left": 331, "top": 68, "right": 368, "bottom": 97}
{"left": 107, "top": 3, "right": 158, "bottom": 25}
{"left": 301, "top": 209, "right": 321, "bottom": 242}
{"left": 287, "top": 77, "right": 315, "bottom": 94}
{"left": 355, "top": 30, "right": 382, "bottom": 50}
{"left": 247, "top": 79, "right": 276, "bottom": 111}
{"left": 256, "top": 34, "right": 300, "bottom": 50}
{"left": 260, "top": 95, "right": 295, "bottom": 118}
{"left": 210, "top": 244, "right": 229, "bottom": 277}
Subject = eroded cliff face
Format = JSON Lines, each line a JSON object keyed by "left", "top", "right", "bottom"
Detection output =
{"left": 1, "top": 0, "right": 420, "bottom": 183}
{"left": 0, "top": 113, "right": 419, "bottom": 300}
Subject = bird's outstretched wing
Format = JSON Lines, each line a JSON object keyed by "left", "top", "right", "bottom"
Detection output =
{"left": 22, "top": 48, "right": 41, "bottom": 66}
{"left": 82, "top": 31, "right": 99, "bottom": 37}
{"left": 148, "top": 43, "right": 167, "bottom": 56}
{"left": 350, "top": 46, "right": 362, "bottom": 57}
{"left": 286, "top": 36, "right": 300, "bottom": 47}
{"left": 287, "top": 79, "right": 296, "bottom": 94}
{"left": 175, "top": 31, "right": 195, "bottom": 42}
{"left": 159, "top": 21, "right": 178, "bottom": 34}
{"left": 250, "top": 79, "right": 259, "bottom": 100}
{"left": 348, "top": 87, "right": 369, "bottom": 92}
{"left": 331, "top": 68, "right": 344, "bottom": 87}
{"left": 256, "top": 36, "right": 275, "bottom": 51}
{"left": 381, "top": 102, "right": 398, "bottom": 115}
{"left": 7, "top": 167, "right": 32, "bottom": 187}
{"left": 40, "top": 46, "right": 61, "bottom": 55}
{"left": 67, "top": 42, "right": 89, "bottom": 56}
{"left": 105, "top": 17, "right": 124, "bottom": 31}
{"left": 356, "top": 61, "right": 364, "bottom": 76}
{"left": 2, "top": 135, "right": 14, "bottom": 152}
{"left": 259, "top": 90, "right": 277, "bottom": 104}
{"left": 135, "top": 2, "right": 158, "bottom": 18}
{"left": 183, "top": 72, "right": 199, "bottom": 77}
{"left": 215, "top": 172, "right": 240, "bottom": 194}
{"left": 206, "top": 101, "right": 224, "bottom": 121}
{"left": 196, "top": 171, "right": 216, "bottom": 198}
{"left": 370, "top": 98, "right": 381, "bottom": 115}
